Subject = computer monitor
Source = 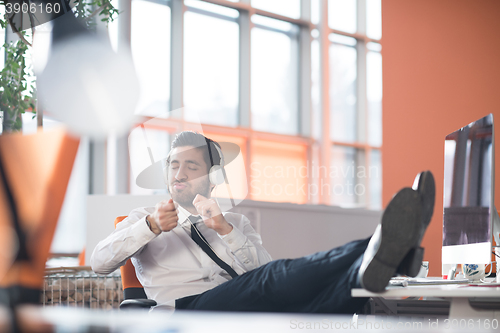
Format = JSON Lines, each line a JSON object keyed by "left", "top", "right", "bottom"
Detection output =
{"left": 442, "top": 113, "right": 494, "bottom": 265}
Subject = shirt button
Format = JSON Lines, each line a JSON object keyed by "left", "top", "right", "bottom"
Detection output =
{"left": 244, "top": 260, "right": 250, "bottom": 264}
{"left": 227, "top": 240, "right": 233, "bottom": 244}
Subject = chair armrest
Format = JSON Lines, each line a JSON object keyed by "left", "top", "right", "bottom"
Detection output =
{"left": 119, "top": 298, "right": 157, "bottom": 309}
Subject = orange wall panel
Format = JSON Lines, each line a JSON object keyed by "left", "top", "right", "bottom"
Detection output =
{"left": 250, "top": 140, "right": 308, "bottom": 204}
{"left": 382, "top": 0, "right": 500, "bottom": 276}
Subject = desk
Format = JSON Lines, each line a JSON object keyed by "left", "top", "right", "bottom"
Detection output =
{"left": 0, "top": 306, "right": 449, "bottom": 332}
{"left": 352, "top": 282, "right": 500, "bottom": 320}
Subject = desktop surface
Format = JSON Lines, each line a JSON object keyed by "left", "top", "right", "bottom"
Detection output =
{"left": 352, "top": 277, "right": 500, "bottom": 320}
{"left": 352, "top": 280, "right": 500, "bottom": 298}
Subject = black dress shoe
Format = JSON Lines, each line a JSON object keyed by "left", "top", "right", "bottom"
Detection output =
{"left": 358, "top": 187, "right": 422, "bottom": 292}
{"left": 397, "top": 171, "right": 436, "bottom": 277}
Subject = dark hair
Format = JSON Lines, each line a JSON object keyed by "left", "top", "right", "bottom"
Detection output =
{"left": 168, "top": 131, "right": 221, "bottom": 171}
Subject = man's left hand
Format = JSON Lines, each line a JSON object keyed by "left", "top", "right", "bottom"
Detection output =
{"left": 193, "top": 194, "right": 233, "bottom": 236}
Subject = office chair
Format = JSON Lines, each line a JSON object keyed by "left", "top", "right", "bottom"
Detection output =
{"left": 114, "top": 216, "right": 157, "bottom": 309}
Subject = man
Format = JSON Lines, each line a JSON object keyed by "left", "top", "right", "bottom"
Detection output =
{"left": 91, "top": 131, "right": 435, "bottom": 314}
{"left": 92, "top": 131, "right": 272, "bottom": 310}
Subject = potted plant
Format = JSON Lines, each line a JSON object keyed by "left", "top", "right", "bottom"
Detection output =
{"left": 0, "top": 0, "right": 119, "bottom": 133}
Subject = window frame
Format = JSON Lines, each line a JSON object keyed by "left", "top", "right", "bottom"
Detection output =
{"left": 119, "top": 0, "right": 382, "bottom": 209}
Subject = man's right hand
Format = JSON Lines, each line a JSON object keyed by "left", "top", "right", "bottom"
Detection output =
{"left": 147, "top": 199, "right": 178, "bottom": 234}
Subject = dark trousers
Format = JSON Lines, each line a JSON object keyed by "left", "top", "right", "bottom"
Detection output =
{"left": 176, "top": 237, "right": 370, "bottom": 314}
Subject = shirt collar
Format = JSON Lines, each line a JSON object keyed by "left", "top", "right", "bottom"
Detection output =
{"left": 176, "top": 203, "right": 201, "bottom": 227}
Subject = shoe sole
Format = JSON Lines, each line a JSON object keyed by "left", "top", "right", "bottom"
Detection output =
{"left": 413, "top": 171, "right": 435, "bottom": 231}
{"left": 401, "top": 171, "right": 436, "bottom": 277}
{"left": 362, "top": 188, "right": 422, "bottom": 292}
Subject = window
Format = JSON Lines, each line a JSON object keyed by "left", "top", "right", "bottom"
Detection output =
{"left": 251, "top": 15, "right": 299, "bottom": 135}
{"left": 0, "top": 5, "right": 5, "bottom": 133}
{"left": 329, "top": 34, "right": 357, "bottom": 143}
{"left": 128, "top": 125, "right": 171, "bottom": 194}
{"left": 328, "top": 0, "right": 356, "bottom": 33}
{"left": 367, "top": 42, "right": 382, "bottom": 147}
{"left": 250, "top": 140, "right": 308, "bottom": 203}
{"left": 0, "top": 0, "right": 383, "bottom": 263}
{"left": 131, "top": 0, "right": 171, "bottom": 116}
{"left": 184, "top": 1, "right": 239, "bottom": 127}
{"left": 0, "top": 5, "right": 5, "bottom": 67}
{"left": 251, "top": 0, "right": 301, "bottom": 19}
{"left": 366, "top": 0, "right": 382, "bottom": 40}
{"left": 314, "top": 0, "right": 383, "bottom": 208}
{"left": 118, "top": 0, "right": 382, "bottom": 209}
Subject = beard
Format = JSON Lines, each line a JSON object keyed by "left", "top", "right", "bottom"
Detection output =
{"left": 170, "top": 177, "right": 212, "bottom": 209}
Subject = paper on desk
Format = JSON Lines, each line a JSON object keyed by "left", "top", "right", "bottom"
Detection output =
{"left": 389, "top": 277, "right": 469, "bottom": 286}
{"left": 467, "top": 282, "right": 500, "bottom": 287}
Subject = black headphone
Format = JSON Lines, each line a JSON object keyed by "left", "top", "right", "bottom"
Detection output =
{"left": 163, "top": 138, "right": 226, "bottom": 186}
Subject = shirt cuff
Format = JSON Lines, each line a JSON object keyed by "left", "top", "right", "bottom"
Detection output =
{"left": 134, "top": 216, "right": 160, "bottom": 241}
{"left": 219, "top": 223, "right": 247, "bottom": 251}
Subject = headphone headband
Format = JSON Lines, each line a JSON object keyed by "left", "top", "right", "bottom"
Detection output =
{"left": 205, "top": 138, "right": 224, "bottom": 168}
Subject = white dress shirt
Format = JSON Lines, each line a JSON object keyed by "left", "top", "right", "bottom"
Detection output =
{"left": 91, "top": 204, "right": 272, "bottom": 310}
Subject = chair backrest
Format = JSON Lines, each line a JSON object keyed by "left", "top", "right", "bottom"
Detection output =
{"left": 114, "top": 216, "right": 148, "bottom": 300}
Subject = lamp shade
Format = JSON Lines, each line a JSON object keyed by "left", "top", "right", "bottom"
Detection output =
{"left": 37, "top": 12, "right": 139, "bottom": 138}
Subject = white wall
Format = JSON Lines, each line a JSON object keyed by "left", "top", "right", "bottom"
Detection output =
{"left": 86, "top": 195, "right": 381, "bottom": 264}
{"left": 231, "top": 200, "right": 381, "bottom": 260}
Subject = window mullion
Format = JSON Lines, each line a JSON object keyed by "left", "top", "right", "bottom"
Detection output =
{"left": 357, "top": 0, "right": 369, "bottom": 206}
{"left": 170, "top": 0, "right": 185, "bottom": 116}
{"left": 239, "top": 7, "right": 251, "bottom": 129}
{"left": 299, "top": 1, "right": 312, "bottom": 138}
{"left": 356, "top": 42, "right": 367, "bottom": 144}
{"left": 239, "top": 0, "right": 252, "bottom": 196}
{"left": 357, "top": 0, "right": 367, "bottom": 35}
{"left": 300, "top": 0, "right": 313, "bottom": 203}
{"left": 319, "top": 0, "right": 331, "bottom": 205}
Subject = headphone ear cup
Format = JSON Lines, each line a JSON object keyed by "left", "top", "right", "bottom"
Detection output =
{"left": 209, "top": 165, "right": 225, "bottom": 185}
{"left": 163, "top": 166, "right": 169, "bottom": 185}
